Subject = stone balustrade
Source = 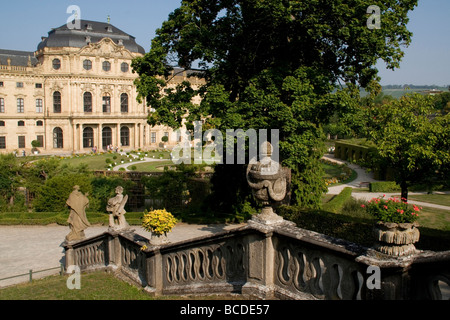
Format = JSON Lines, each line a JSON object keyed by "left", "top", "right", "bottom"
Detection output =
{"left": 63, "top": 220, "right": 450, "bottom": 300}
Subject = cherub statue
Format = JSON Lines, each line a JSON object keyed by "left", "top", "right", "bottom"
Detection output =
{"left": 107, "top": 186, "right": 129, "bottom": 231}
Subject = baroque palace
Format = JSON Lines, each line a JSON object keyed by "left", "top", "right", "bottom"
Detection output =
{"left": 0, "top": 20, "right": 195, "bottom": 155}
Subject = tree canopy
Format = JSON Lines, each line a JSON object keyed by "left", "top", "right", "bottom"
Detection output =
{"left": 365, "top": 93, "right": 450, "bottom": 200}
{"left": 132, "top": 0, "right": 418, "bottom": 210}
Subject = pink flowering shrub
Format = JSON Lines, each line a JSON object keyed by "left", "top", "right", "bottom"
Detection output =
{"left": 361, "top": 195, "right": 420, "bottom": 223}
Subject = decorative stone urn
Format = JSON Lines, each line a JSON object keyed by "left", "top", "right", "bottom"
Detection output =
{"left": 246, "top": 142, "right": 290, "bottom": 225}
{"left": 373, "top": 221, "right": 420, "bottom": 257}
{"left": 150, "top": 232, "right": 169, "bottom": 245}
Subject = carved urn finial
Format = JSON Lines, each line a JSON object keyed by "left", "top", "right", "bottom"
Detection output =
{"left": 246, "top": 141, "right": 290, "bottom": 225}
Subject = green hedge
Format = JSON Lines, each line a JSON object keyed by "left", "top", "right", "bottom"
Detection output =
{"left": 369, "top": 181, "right": 401, "bottom": 192}
{"left": 322, "top": 187, "right": 353, "bottom": 213}
{"left": 0, "top": 211, "right": 148, "bottom": 226}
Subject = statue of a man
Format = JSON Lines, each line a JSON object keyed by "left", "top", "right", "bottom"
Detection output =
{"left": 65, "top": 185, "right": 91, "bottom": 242}
{"left": 107, "top": 186, "right": 129, "bottom": 231}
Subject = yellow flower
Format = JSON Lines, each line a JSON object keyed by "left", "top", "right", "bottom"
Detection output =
{"left": 142, "top": 209, "right": 177, "bottom": 236}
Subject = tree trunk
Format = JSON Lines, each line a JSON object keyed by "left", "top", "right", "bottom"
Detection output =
{"left": 400, "top": 180, "right": 408, "bottom": 202}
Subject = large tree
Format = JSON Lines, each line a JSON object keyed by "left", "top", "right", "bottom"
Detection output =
{"left": 132, "top": 0, "right": 418, "bottom": 211}
{"left": 366, "top": 93, "right": 450, "bottom": 200}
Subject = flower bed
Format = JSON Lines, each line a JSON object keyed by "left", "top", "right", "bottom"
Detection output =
{"left": 321, "top": 159, "right": 354, "bottom": 186}
{"left": 362, "top": 195, "right": 421, "bottom": 224}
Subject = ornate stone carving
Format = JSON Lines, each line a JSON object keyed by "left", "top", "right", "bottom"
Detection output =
{"left": 373, "top": 221, "right": 420, "bottom": 256}
{"left": 246, "top": 141, "right": 290, "bottom": 225}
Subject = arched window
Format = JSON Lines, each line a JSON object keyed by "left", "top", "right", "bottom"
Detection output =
{"left": 83, "top": 127, "right": 94, "bottom": 148}
{"left": 120, "top": 93, "right": 128, "bottom": 113}
{"left": 102, "top": 127, "right": 112, "bottom": 149}
{"left": 53, "top": 127, "right": 63, "bottom": 149}
{"left": 53, "top": 92, "right": 61, "bottom": 113}
{"left": 120, "top": 126, "right": 130, "bottom": 147}
{"left": 18, "top": 120, "right": 25, "bottom": 126}
{"left": 83, "top": 92, "right": 92, "bottom": 113}
{"left": 36, "top": 120, "right": 43, "bottom": 126}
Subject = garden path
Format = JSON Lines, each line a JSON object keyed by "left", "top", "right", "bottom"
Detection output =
{"left": 0, "top": 223, "right": 245, "bottom": 288}
{"left": 323, "top": 154, "right": 450, "bottom": 211}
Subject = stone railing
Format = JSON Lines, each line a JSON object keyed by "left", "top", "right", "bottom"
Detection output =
{"left": 63, "top": 220, "right": 450, "bottom": 300}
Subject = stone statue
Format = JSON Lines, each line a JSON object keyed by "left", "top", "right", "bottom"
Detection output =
{"left": 107, "top": 186, "right": 129, "bottom": 231}
{"left": 246, "top": 142, "right": 291, "bottom": 225}
{"left": 65, "top": 185, "right": 91, "bottom": 242}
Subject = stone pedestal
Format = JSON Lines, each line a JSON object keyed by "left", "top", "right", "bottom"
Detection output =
{"left": 373, "top": 221, "right": 420, "bottom": 257}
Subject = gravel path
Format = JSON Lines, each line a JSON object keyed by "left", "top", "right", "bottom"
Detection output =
{"left": 0, "top": 223, "right": 244, "bottom": 288}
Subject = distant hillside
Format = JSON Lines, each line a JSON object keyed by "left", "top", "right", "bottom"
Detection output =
{"left": 360, "top": 85, "right": 449, "bottom": 98}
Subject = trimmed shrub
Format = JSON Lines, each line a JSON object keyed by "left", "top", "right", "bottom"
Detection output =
{"left": 322, "top": 187, "right": 353, "bottom": 213}
{"left": 369, "top": 181, "right": 400, "bottom": 192}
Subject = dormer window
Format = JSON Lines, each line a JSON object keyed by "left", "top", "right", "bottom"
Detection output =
{"left": 86, "top": 24, "right": 93, "bottom": 31}
{"left": 85, "top": 36, "right": 91, "bottom": 44}
{"left": 106, "top": 26, "right": 113, "bottom": 33}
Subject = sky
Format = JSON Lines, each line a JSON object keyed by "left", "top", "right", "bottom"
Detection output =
{"left": 0, "top": 0, "right": 448, "bottom": 87}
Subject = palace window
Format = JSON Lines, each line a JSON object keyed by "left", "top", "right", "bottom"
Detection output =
{"left": 83, "top": 127, "right": 94, "bottom": 148}
{"left": 0, "top": 98, "right": 4, "bottom": 113}
{"left": 36, "top": 135, "right": 44, "bottom": 148}
{"left": 102, "top": 61, "right": 111, "bottom": 72}
{"left": 102, "top": 127, "right": 112, "bottom": 149}
{"left": 0, "top": 121, "right": 5, "bottom": 126}
{"left": 18, "top": 120, "right": 25, "bottom": 127}
{"left": 102, "top": 94, "right": 111, "bottom": 113}
{"left": 53, "top": 92, "right": 61, "bottom": 113}
{"left": 0, "top": 137, "right": 5, "bottom": 149}
{"left": 36, "top": 120, "right": 43, "bottom": 126}
{"left": 83, "top": 59, "right": 92, "bottom": 71}
{"left": 151, "top": 132, "right": 156, "bottom": 143}
{"left": 120, "top": 126, "right": 130, "bottom": 147}
{"left": 17, "top": 98, "right": 24, "bottom": 113}
{"left": 121, "top": 62, "right": 129, "bottom": 73}
{"left": 53, "top": 127, "right": 63, "bottom": 149}
{"left": 36, "top": 99, "right": 43, "bottom": 113}
{"left": 18, "top": 136, "right": 25, "bottom": 148}
{"left": 52, "top": 59, "right": 61, "bottom": 70}
{"left": 16, "top": 82, "right": 23, "bottom": 88}
{"left": 83, "top": 92, "right": 92, "bottom": 113}
{"left": 35, "top": 83, "right": 43, "bottom": 88}
{"left": 120, "top": 93, "right": 128, "bottom": 113}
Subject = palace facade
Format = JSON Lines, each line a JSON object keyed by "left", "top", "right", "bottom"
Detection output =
{"left": 0, "top": 20, "right": 194, "bottom": 155}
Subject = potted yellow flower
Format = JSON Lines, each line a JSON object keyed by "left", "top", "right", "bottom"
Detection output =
{"left": 362, "top": 195, "right": 420, "bottom": 256}
{"left": 142, "top": 209, "right": 177, "bottom": 245}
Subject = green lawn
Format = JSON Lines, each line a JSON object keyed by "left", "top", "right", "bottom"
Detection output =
{"left": 128, "top": 160, "right": 174, "bottom": 172}
{"left": 322, "top": 163, "right": 343, "bottom": 179}
{"left": 59, "top": 153, "right": 122, "bottom": 171}
{"left": 407, "top": 194, "right": 450, "bottom": 207}
{"left": 0, "top": 271, "right": 153, "bottom": 300}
